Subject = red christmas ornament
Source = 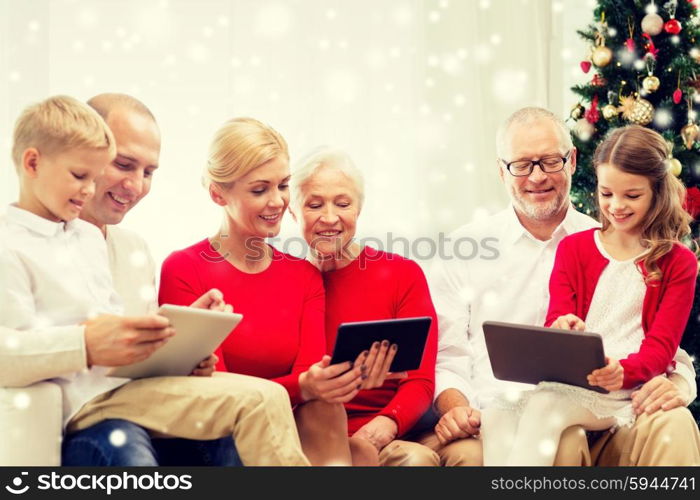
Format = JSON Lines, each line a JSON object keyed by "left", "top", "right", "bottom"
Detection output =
{"left": 683, "top": 187, "right": 700, "bottom": 219}
{"left": 580, "top": 61, "right": 591, "bottom": 73}
{"left": 625, "top": 38, "right": 635, "bottom": 52}
{"left": 591, "top": 73, "right": 607, "bottom": 86}
{"left": 585, "top": 95, "right": 600, "bottom": 124}
{"left": 664, "top": 19, "right": 682, "bottom": 34}
{"left": 641, "top": 33, "right": 659, "bottom": 58}
{"left": 673, "top": 88, "right": 683, "bottom": 104}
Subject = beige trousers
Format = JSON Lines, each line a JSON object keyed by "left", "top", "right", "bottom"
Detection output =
{"left": 378, "top": 439, "right": 441, "bottom": 466}
{"left": 414, "top": 406, "right": 700, "bottom": 466}
{"left": 67, "top": 372, "right": 309, "bottom": 466}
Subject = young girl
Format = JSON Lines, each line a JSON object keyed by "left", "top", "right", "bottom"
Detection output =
{"left": 481, "top": 125, "right": 698, "bottom": 466}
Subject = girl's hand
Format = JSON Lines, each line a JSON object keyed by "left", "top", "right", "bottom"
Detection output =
{"left": 360, "top": 340, "right": 408, "bottom": 389}
{"left": 352, "top": 416, "right": 398, "bottom": 451}
{"left": 551, "top": 314, "right": 586, "bottom": 331}
{"left": 299, "top": 355, "right": 364, "bottom": 403}
{"left": 588, "top": 356, "right": 624, "bottom": 391}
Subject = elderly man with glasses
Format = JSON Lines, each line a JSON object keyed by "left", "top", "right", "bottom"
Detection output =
{"left": 415, "top": 106, "right": 700, "bottom": 466}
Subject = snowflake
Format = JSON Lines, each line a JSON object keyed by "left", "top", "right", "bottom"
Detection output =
{"left": 13, "top": 392, "right": 31, "bottom": 410}
{"left": 109, "top": 429, "right": 127, "bottom": 447}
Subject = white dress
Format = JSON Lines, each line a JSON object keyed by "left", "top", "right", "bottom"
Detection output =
{"left": 492, "top": 231, "right": 647, "bottom": 429}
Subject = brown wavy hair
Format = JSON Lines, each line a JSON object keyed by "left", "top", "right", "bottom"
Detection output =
{"left": 593, "top": 125, "right": 694, "bottom": 283}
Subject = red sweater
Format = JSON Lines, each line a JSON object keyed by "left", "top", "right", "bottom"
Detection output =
{"left": 158, "top": 239, "right": 325, "bottom": 405}
{"left": 545, "top": 228, "right": 698, "bottom": 389}
{"left": 324, "top": 247, "right": 438, "bottom": 436}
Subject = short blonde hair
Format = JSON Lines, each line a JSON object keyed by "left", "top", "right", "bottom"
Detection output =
{"left": 204, "top": 117, "right": 288, "bottom": 189}
{"left": 290, "top": 147, "right": 365, "bottom": 209}
{"left": 12, "top": 95, "right": 116, "bottom": 170}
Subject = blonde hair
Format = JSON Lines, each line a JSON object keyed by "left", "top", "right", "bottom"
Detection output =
{"left": 12, "top": 95, "right": 116, "bottom": 170}
{"left": 593, "top": 125, "right": 694, "bottom": 283}
{"left": 203, "top": 117, "right": 288, "bottom": 189}
{"left": 290, "top": 146, "right": 365, "bottom": 209}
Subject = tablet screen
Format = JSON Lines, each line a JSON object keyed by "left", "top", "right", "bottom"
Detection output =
{"left": 330, "top": 316, "right": 431, "bottom": 372}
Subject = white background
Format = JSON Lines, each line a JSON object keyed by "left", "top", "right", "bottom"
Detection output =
{"left": 0, "top": 0, "right": 594, "bottom": 268}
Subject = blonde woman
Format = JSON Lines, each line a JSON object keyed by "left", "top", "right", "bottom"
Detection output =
{"left": 159, "top": 118, "right": 368, "bottom": 465}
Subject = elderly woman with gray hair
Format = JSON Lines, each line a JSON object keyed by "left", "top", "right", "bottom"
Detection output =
{"left": 290, "top": 148, "right": 440, "bottom": 466}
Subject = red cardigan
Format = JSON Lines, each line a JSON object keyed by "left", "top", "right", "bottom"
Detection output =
{"left": 158, "top": 239, "right": 326, "bottom": 405}
{"left": 324, "top": 247, "right": 438, "bottom": 437}
{"left": 545, "top": 228, "right": 698, "bottom": 389}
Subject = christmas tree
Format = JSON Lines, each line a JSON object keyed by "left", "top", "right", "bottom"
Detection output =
{"left": 569, "top": 0, "right": 700, "bottom": 422}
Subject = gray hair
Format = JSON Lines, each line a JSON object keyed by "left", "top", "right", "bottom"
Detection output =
{"left": 290, "top": 147, "right": 365, "bottom": 209}
{"left": 495, "top": 106, "right": 572, "bottom": 160}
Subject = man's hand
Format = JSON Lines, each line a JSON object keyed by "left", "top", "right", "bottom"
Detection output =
{"left": 551, "top": 314, "right": 586, "bottom": 331}
{"left": 190, "top": 288, "right": 233, "bottom": 312}
{"left": 84, "top": 314, "right": 174, "bottom": 367}
{"left": 588, "top": 356, "right": 623, "bottom": 391}
{"left": 190, "top": 353, "right": 218, "bottom": 377}
{"left": 631, "top": 374, "right": 689, "bottom": 415}
{"left": 434, "top": 405, "right": 481, "bottom": 445}
{"left": 360, "top": 340, "right": 407, "bottom": 389}
{"left": 352, "top": 416, "right": 398, "bottom": 451}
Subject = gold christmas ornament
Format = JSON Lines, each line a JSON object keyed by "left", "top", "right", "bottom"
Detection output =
{"left": 642, "top": 75, "right": 660, "bottom": 92}
{"left": 591, "top": 46, "right": 613, "bottom": 67}
{"left": 570, "top": 103, "right": 585, "bottom": 120}
{"left": 641, "top": 13, "right": 664, "bottom": 36}
{"left": 669, "top": 158, "right": 682, "bottom": 177}
{"left": 690, "top": 47, "right": 700, "bottom": 64}
{"left": 681, "top": 122, "right": 699, "bottom": 149}
{"left": 574, "top": 118, "right": 595, "bottom": 141}
{"left": 602, "top": 104, "right": 619, "bottom": 120}
{"left": 627, "top": 98, "right": 654, "bottom": 125}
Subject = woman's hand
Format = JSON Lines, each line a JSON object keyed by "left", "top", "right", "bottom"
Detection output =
{"left": 299, "top": 355, "right": 364, "bottom": 403}
{"left": 190, "top": 288, "right": 233, "bottom": 312}
{"left": 352, "top": 416, "right": 398, "bottom": 451}
{"left": 588, "top": 356, "right": 624, "bottom": 391}
{"left": 360, "top": 340, "right": 408, "bottom": 390}
{"left": 190, "top": 353, "right": 218, "bottom": 377}
{"left": 551, "top": 314, "right": 586, "bottom": 331}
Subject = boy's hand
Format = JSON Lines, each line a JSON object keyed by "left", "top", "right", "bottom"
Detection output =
{"left": 551, "top": 314, "right": 586, "bottom": 331}
{"left": 190, "top": 353, "right": 218, "bottom": 377}
{"left": 84, "top": 314, "right": 175, "bottom": 367}
{"left": 588, "top": 356, "right": 623, "bottom": 391}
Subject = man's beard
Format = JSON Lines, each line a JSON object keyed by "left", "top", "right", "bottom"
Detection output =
{"left": 512, "top": 188, "right": 567, "bottom": 221}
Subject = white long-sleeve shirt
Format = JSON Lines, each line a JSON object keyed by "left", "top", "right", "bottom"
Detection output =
{"left": 430, "top": 205, "right": 697, "bottom": 410}
{"left": 0, "top": 205, "right": 128, "bottom": 425}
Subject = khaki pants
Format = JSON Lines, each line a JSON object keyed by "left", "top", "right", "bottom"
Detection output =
{"left": 67, "top": 372, "right": 309, "bottom": 466}
{"left": 415, "top": 407, "right": 700, "bottom": 466}
{"left": 378, "top": 439, "right": 441, "bottom": 466}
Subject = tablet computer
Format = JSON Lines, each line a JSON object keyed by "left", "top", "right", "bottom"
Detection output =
{"left": 329, "top": 316, "right": 431, "bottom": 373}
{"left": 482, "top": 320, "right": 608, "bottom": 394}
{"left": 109, "top": 304, "right": 243, "bottom": 379}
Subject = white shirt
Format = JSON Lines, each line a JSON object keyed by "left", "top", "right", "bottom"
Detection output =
{"left": 106, "top": 225, "right": 158, "bottom": 316}
{"left": 430, "top": 205, "right": 698, "bottom": 410}
{"left": 0, "top": 205, "right": 128, "bottom": 426}
{"left": 586, "top": 231, "right": 646, "bottom": 362}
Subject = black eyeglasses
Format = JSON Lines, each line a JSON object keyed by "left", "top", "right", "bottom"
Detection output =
{"left": 500, "top": 151, "right": 572, "bottom": 177}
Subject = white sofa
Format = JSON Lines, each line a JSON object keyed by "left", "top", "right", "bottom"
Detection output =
{"left": 0, "top": 382, "right": 62, "bottom": 465}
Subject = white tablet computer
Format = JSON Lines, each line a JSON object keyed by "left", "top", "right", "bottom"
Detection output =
{"left": 483, "top": 320, "right": 608, "bottom": 394}
{"left": 109, "top": 304, "right": 242, "bottom": 379}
